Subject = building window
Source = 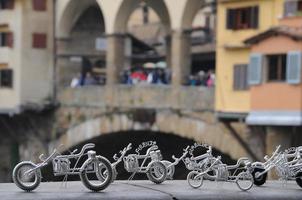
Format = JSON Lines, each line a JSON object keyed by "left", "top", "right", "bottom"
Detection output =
{"left": 0, "top": 69, "right": 13, "bottom": 88}
{"left": 284, "top": 0, "right": 302, "bottom": 17}
{"left": 32, "top": 33, "right": 47, "bottom": 49}
{"left": 0, "top": 32, "right": 13, "bottom": 47}
{"left": 233, "top": 64, "right": 248, "bottom": 90}
{"left": 267, "top": 54, "right": 287, "bottom": 82}
{"left": 32, "top": 0, "right": 46, "bottom": 11}
{"left": 226, "top": 6, "right": 259, "bottom": 30}
{"left": 0, "top": 0, "right": 14, "bottom": 10}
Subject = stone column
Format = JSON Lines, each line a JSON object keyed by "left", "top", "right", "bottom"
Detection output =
{"left": 106, "top": 34, "right": 125, "bottom": 86}
{"left": 165, "top": 35, "right": 172, "bottom": 69}
{"left": 171, "top": 30, "right": 191, "bottom": 86}
{"left": 266, "top": 126, "right": 292, "bottom": 179}
{"left": 105, "top": 34, "right": 126, "bottom": 107}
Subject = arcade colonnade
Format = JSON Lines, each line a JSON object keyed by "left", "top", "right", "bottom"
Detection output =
{"left": 55, "top": 0, "right": 212, "bottom": 86}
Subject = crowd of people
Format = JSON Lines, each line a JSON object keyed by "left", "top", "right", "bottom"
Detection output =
{"left": 70, "top": 57, "right": 215, "bottom": 88}
{"left": 120, "top": 67, "right": 171, "bottom": 85}
{"left": 187, "top": 70, "right": 215, "bottom": 87}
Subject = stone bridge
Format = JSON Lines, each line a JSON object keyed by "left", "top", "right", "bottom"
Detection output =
{"left": 52, "top": 85, "right": 263, "bottom": 161}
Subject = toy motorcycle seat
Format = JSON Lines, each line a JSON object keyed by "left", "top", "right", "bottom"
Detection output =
{"left": 191, "top": 153, "right": 209, "bottom": 161}
{"left": 227, "top": 157, "right": 249, "bottom": 170}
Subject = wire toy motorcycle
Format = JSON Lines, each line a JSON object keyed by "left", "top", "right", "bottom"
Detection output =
{"left": 122, "top": 141, "right": 167, "bottom": 184}
{"left": 12, "top": 143, "right": 113, "bottom": 192}
{"left": 160, "top": 146, "right": 190, "bottom": 180}
{"left": 252, "top": 145, "right": 302, "bottom": 188}
{"left": 183, "top": 143, "right": 222, "bottom": 180}
{"left": 187, "top": 155, "right": 254, "bottom": 191}
{"left": 97, "top": 143, "right": 133, "bottom": 183}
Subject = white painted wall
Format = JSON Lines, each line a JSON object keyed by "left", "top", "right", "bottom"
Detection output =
{"left": 0, "top": 0, "right": 54, "bottom": 114}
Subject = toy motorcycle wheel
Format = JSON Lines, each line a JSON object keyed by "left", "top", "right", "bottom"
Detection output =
{"left": 96, "top": 164, "right": 116, "bottom": 183}
{"left": 161, "top": 161, "right": 175, "bottom": 180}
{"left": 12, "top": 161, "right": 41, "bottom": 192}
{"left": 146, "top": 161, "right": 167, "bottom": 184}
{"left": 252, "top": 167, "right": 267, "bottom": 186}
{"left": 111, "top": 167, "right": 118, "bottom": 183}
{"left": 203, "top": 157, "right": 221, "bottom": 180}
{"left": 187, "top": 171, "right": 203, "bottom": 189}
{"left": 295, "top": 172, "right": 302, "bottom": 188}
{"left": 80, "top": 156, "right": 113, "bottom": 191}
{"left": 236, "top": 171, "right": 254, "bottom": 191}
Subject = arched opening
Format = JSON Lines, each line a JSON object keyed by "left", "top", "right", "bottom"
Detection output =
{"left": 42, "top": 131, "right": 235, "bottom": 181}
{"left": 180, "top": 0, "right": 216, "bottom": 86}
{"left": 56, "top": 0, "right": 106, "bottom": 90}
{"left": 109, "top": 0, "right": 172, "bottom": 85}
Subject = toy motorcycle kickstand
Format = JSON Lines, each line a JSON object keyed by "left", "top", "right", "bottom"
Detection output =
{"left": 187, "top": 155, "right": 254, "bottom": 191}
{"left": 12, "top": 143, "right": 113, "bottom": 192}
{"left": 161, "top": 146, "right": 190, "bottom": 180}
{"left": 252, "top": 145, "right": 302, "bottom": 188}
{"left": 123, "top": 141, "right": 167, "bottom": 184}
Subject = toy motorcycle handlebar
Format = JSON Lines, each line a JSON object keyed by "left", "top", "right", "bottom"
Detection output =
{"left": 171, "top": 146, "right": 190, "bottom": 162}
{"left": 264, "top": 145, "right": 281, "bottom": 162}
{"left": 126, "top": 143, "right": 132, "bottom": 151}
{"left": 113, "top": 154, "right": 118, "bottom": 161}
{"left": 39, "top": 149, "right": 59, "bottom": 163}
{"left": 271, "top": 145, "right": 281, "bottom": 158}
{"left": 75, "top": 143, "right": 95, "bottom": 156}
{"left": 114, "top": 143, "right": 133, "bottom": 161}
{"left": 121, "top": 143, "right": 132, "bottom": 153}
{"left": 71, "top": 149, "right": 78, "bottom": 155}
{"left": 146, "top": 145, "right": 158, "bottom": 155}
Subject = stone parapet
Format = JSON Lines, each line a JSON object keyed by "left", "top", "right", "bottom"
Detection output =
{"left": 58, "top": 85, "right": 214, "bottom": 111}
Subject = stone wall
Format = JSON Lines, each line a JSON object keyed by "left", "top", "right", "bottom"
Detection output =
{"left": 53, "top": 85, "right": 253, "bottom": 161}
{"left": 58, "top": 85, "right": 214, "bottom": 110}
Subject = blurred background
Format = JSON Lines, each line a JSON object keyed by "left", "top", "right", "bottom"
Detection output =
{"left": 0, "top": 0, "right": 302, "bottom": 182}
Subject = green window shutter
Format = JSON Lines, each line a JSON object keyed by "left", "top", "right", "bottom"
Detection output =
{"left": 248, "top": 53, "right": 263, "bottom": 85}
{"left": 287, "top": 51, "right": 302, "bottom": 84}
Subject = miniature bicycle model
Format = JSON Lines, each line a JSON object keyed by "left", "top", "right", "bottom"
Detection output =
{"left": 187, "top": 156, "right": 254, "bottom": 191}
{"left": 161, "top": 146, "right": 190, "bottom": 180}
{"left": 122, "top": 141, "right": 167, "bottom": 184}
{"left": 252, "top": 145, "right": 302, "bottom": 188}
{"left": 12, "top": 143, "right": 113, "bottom": 192}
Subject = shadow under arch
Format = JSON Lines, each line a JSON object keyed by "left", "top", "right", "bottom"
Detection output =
{"left": 57, "top": 0, "right": 106, "bottom": 38}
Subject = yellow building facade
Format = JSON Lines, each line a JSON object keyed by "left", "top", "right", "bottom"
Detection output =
{"left": 216, "top": 0, "right": 284, "bottom": 117}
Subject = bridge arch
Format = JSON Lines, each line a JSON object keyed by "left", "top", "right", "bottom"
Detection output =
{"left": 57, "top": 0, "right": 106, "bottom": 38}
{"left": 181, "top": 0, "right": 210, "bottom": 29}
{"left": 114, "top": 0, "right": 171, "bottom": 33}
{"left": 53, "top": 111, "right": 248, "bottom": 160}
